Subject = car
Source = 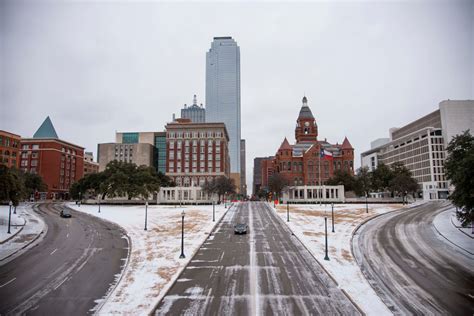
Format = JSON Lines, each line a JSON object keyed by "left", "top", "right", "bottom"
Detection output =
{"left": 60, "top": 208, "right": 72, "bottom": 218}
{"left": 234, "top": 223, "right": 248, "bottom": 234}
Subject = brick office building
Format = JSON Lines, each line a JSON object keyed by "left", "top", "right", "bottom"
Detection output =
{"left": 84, "top": 152, "right": 99, "bottom": 176}
{"left": 0, "top": 130, "right": 21, "bottom": 168}
{"left": 165, "top": 118, "right": 230, "bottom": 186}
{"left": 266, "top": 97, "right": 354, "bottom": 189}
{"left": 20, "top": 117, "right": 84, "bottom": 199}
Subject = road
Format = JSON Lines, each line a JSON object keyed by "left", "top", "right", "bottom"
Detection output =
{"left": 353, "top": 201, "right": 474, "bottom": 315}
{"left": 155, "top": 202, "right": 359, "bottom": 315}
{"left": 0, "top": 203, "right": 128, "bottom": 315}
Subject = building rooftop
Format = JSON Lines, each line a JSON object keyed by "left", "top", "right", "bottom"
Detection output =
{"left": 33, "top": 116, "right": 58, "bottom": 139}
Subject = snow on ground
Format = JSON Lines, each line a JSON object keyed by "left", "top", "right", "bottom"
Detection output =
{"left": 0, "top": 204, "right": 25, "bottom": 243}
{"left": 0, "top": 203, "right": 45, "bottom": 264}
{"left": 68, "top": 202, "right": 230, "bottom": 315}
{"left": 273, "top": 202, "right": 404, "bottom": 315}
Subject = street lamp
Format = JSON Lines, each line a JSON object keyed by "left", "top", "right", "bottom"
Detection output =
{"left": 144, "top": 201, "right": 148, "bottom": 231}
{"left": 179, "top": 210, "right": 186, "bottom": 259}
{"left": 212, "top": 200, "right": 215, "bottom": 222}
{"left": 324, "top": 216, "right": 329, "bottom": 261}
{"left": 331, "top": 203, "right": 335, "bottom": 233}
{"left": 7, "top": 201, "right": 12, "bottom": 234}
{"left": 287, "top": 201, "right": 290, "bottom": 222}
{"left": 365, "top": 193, "right": 368, "bottom": 214}
{"left": 98, "top": 196, "right": 101, "bottom": 213}
{"left": 14, "top": 204, "right": 17, "bottom": 215}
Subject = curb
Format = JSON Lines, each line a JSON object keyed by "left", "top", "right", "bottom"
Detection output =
{"left": 431, "top": 208, "right": 474, "bottom": 255}
{"left": 269, "top": 203, "right": 365, "bottom": 316}
{"left": 449, "top": 212, "right": 474, "bottom": 239}
{"left": 149, "top": 203, "right": 234, "bottom": 316}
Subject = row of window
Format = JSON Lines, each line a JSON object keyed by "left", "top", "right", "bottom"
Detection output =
{"left": 169, "top": 152, "right": 221, "bottom": 161}
{"left": 167, "top": 131, "right": 223, "bottom": 139}
{"left": 168, "top": 164, "right": 222, "bottom": 174}
{"left": 0, "top": 137, "right": 19, "bottom": 148}
{"left": 0, "top": 150, "right": 17, "bottom": 157}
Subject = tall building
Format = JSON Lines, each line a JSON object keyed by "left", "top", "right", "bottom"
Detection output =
{"left": 84, "top": 152, "right": 99, "bottom": 176}
{"left": 269, "top": 97, "right": 354, "bottom": 189}
{"left": 206, "top": 36, "right": 242, "bottom": 190}
{"left": 181, "top": 95, "right": 206, "bottom": 123}
{"left": 240, "top": 139, "right": 246, "bottom": 196}
{"left": 361, "top": 100, "right": 474, "bottom": 200}
{"left": 164, "top": 118, "right": 230, "bottom": 187}
{"left": 20, "top": 117, "right": 84, "bottom": 199}
{"left": 0, "top": 130, "right": 21, "bottom": 169}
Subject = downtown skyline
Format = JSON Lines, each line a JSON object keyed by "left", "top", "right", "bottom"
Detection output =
{"left": 1, "top": 0, "right": 473, "bottom": 191}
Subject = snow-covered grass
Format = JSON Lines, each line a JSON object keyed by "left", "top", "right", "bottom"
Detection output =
{"left": 273, "top": 203, "right": 404, "bottom": 315}
{"left": 68, "top": 202, "right": 229, "bottom": 315}
{"left": 0, "top": 204, "right": 25, "bottom": 243}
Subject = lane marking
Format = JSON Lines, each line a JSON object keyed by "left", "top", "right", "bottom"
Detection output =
{"left": 0, "top": 277, "right": 16, "bottom": 288}
{"left": 249, "top": 203, "right": 261, "bottom": 316}
{"left": 50, "top": 248, "right": 58, "bottom": 255}
{"left": 66, "top": 233, "right": 69, "bottom": 238}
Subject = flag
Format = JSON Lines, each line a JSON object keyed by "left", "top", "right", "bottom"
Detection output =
{"left": 320, "top": 148, "right": 333, "bottom": 159}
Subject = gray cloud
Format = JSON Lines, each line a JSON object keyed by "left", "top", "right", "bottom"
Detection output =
{"left": 1, "top": 0, "right": 473, "bottom": 192}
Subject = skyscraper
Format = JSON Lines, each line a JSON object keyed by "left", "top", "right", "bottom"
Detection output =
{"left": 206, "top": 36, "right": 242, "bottom": 190}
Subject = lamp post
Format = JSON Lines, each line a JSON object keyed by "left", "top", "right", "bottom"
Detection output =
{"left": 98, "top": 196, "right": 101, "bottom": 213}
{"left": 7, "top": 201, "right": 12, "bottom": 234}
{"left": 212, "top": 200, "right": 215, "bottom": 222}
{"left": 324, "top": 216, "right": 329, "bottom": 261}
{"left": 331, "top": 203, "right": 335, "bottom": 233}
{"left": 365, "top": 193, "right": 368, "bottom": 214}
{"left": 144, "top": 201, "right": 148, "bottom": 231}
{"left": 79, "top": 192, "right": 82, "bottom": 207}
{"left": 179, "top": 210, "right": 186, "bottom": 259}
{"left": 287, "top": 201, "right": 290, "bottom": 222}
{"left": 14, "top": 204, "right": 17, "bottom": 215}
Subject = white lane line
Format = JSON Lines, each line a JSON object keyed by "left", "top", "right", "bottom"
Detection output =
{"left": 248, "top": 203, "right": 261, "bottom": 316}
{"left": 66, "top": 233, "right": 69, "bottom": 238}
{"left": 0, "top": 277, "right": 16, "bottom": 288}
{"left": 50, "top": 248, "right": 58, "bottom": 255}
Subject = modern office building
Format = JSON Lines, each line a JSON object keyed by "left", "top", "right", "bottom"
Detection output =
{"left": 165, "top": 118, "right": 230, "bottom": 187}
{"left": 98, "top": 131, "right": 166, "bottom": 173}
{"left": 0, "top": 130, "right": 21, "bottom": 169}
{"left": 206, "top": 36, "right": 242, "bottom": 189}
{"left": 181, "top": 95, "right": 206, "bottom": 123}
{"left": 240, "top": 139, "right": 246, "bottom": 196}
{"left": 84, "top": 152, "right": 99, "bottom": 176}
{"left": 20, "top": 117, "right": 84, "bottom": 199}
{"left": 361, "top": 100, "right": 474, "bottom": 200}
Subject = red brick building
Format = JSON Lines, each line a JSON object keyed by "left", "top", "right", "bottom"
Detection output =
{"left": 165, "top": 118, "right": 230, "bottom": 187}
{"left": 0, "top": 130, "right": 21, "bottom": 169}
{"left": 20, "top": 117, "right": 84, "bottom": 199}
{"left": 264, "top": 97, "right": 354, "bottom": 188}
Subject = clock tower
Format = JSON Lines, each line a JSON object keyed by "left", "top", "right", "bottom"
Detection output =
{"left": 295, "top": 96, "right": 318, "bottom": 143}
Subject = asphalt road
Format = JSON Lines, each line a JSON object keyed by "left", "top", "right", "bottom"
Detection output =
{"left": 155, "top": 201, "right": 359, "bottom": 315}
{"left": 353, "top": 201, "right": 474, "bottom": 315}
{"left": 0, "top": 203, "right": 128, "bottom": 315}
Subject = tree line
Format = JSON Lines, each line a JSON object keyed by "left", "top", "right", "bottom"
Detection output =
{"left": 70, "top": 160, "right": 174, "bottom": 200}
{"left": 0, "top": 165, "right": 47, "bottom": 205}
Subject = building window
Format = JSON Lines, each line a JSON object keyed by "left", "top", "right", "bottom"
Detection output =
{"left": 22, "top": 144, "right": 29, "bottom": 150}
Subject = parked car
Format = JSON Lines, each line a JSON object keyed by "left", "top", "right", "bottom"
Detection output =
{"left": 234, "top": 223, "right": 248, "bottom": 234}
{"left": 60, "top": 208, "right": 72, "bottom": 218}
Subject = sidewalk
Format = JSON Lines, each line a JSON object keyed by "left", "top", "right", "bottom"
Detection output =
{"left": 0, "top": 204, "right": 46, "bottom": 264}
{"left": 433, "top": 208, "right": 474, "bottom": 255}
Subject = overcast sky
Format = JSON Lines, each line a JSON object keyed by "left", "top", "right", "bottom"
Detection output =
{"left": 1, "top": 0, "right": 473, "bottom": 192}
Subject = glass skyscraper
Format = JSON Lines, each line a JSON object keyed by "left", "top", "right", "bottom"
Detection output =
{"left": 206, "top": 37, "right": 241, "bottom": 174}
